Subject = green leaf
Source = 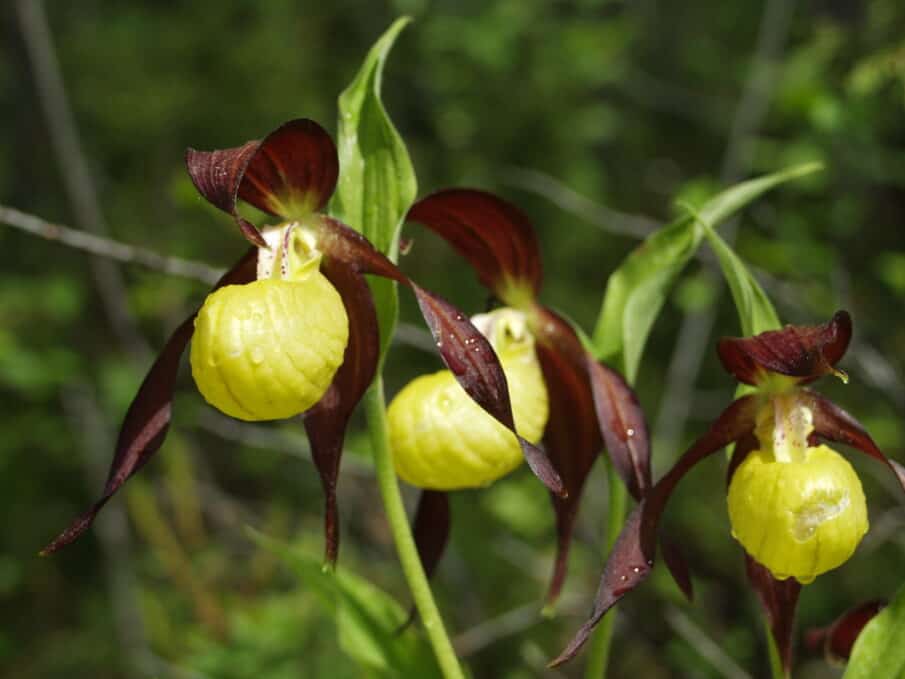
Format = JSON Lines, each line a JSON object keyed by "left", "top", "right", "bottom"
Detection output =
{"left": 698, "top": 223, "right": 780, "bottom": 336}
{"left": 330, "top": 17, "right": 417, "bottom": 359}
{"left": 844, "top": 585, "right": 905, "bottom": 679}
{"left": 694, "top": 162, "right": 822, "bottom": 230}
{"left": 591, "top": 162, "right": 822, "bottom": 381}
{"left": 248, "top": 529, "right": 439, "bottom": 678}
{"left": 592, "top": 217, "right": 699, "bottom": 382}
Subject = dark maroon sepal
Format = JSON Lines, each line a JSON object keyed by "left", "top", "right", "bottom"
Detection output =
{"left": 319, "top": 216, "right": 565, "bottom": 498}
{"left": 396, "top": 490, "right": 452, "bottom": 634}
{"left": 745, "top": 554, "right": 802, "bottom": 672}
{"left": 186, "top": 119, "right": 338, "bottom": 247}
{"left": 805, "top": 600, "right": 885, "bottom": 663}
{"left": 42, "top": 249, "right": 258, "bottom": 555}
{"left": 803, "top": 390, "right": 905, "bottom": 493}
{"left": 660, "top": 539, "right": 694, "bottom": 601}
{"left": 549, "top": 396, "right": 759, "bottom": 667}
{"left": 303, "top": 258, "right": 379, "bottom": 565}
{"left": 406, "top": 189, "right": 543, "bottom": 300}
{"left": 586, "top": 357, "right": 651, "bottom": 500}
{"left": 718, "top": 311, "right": 852, "bottom": 385}
{"left": 531, "top": 308, "right": 601, "bottom": 604}
{"left": 412, "top": 490, "right": 451, "bottom": 581}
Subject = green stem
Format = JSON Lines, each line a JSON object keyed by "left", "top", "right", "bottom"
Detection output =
{"left": 364, "top": 376, "right": 467, "bottom": 679}
{"left": 583, "top": 462, "right": 629, "bottom": 679}
{"left": 765, "top": 617, "right": 788, "bottom": 679}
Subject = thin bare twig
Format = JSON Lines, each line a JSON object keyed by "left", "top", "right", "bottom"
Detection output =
{"left": 15, "top": 0, "right": 148, "bottom": 357}
{"left": 0, "top": 204, "right": 223, "bottom": 284}
{"left": 196, "top": 410, "right": 375, "bottom": 477}
{"left": 504, "top": 167, "right": 660, "bottom": 239}
{"left": 60, "top": 383, "right": 153, "bottom": 677}
{"left": 665, "top": 607, "right": 753, "bottom": 679}
{"left": 453, "top": 594, "right": 584, "bottom": 657}
{"left": 653, "top": 0, "right": 797, "bottom": 460}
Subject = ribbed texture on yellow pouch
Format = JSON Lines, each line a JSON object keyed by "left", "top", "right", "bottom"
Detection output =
{"left": 387, "top": 346, "right": 548, "bottom": 490}
{"left": 190, "top": 274, "right": 348, "bottom": 421}
{"left": 727, "top": 444, "right": 868, "bottom": 584}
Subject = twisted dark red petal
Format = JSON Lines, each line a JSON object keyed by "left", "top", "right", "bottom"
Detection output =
{"left": 718, "top": 310, "right": 852, "bottom": 385}
{"left": 185, "top": 141, "right": 266, "bottom": 247}
{"left": 805, "top": 600, "right": 885, "bottom": 662}
{"left": 549, "top": 395, "right": 759, "bottom": 667}
{"left": 41, "top": 249, "right": 259, "bottom": 555}
{"left": 745, "top": 554, "right": 802, "bottom": 673}
{"left": 319, "top": 216, "right": 565, "bottom": 498}
{"left": 586, "top": 357, "right": 651, "bottom": 500}
{"left": 303, "top": 257, "right": 379, "bottom": 565}
{"left": 185, "top": 119, "right": 339, "bottom": 247}
{"left": 531, "top": 308, "right": 601, "bottom": 604}
{"left": 406, "top": 189, "right": 543, "bottom": 299}
{"left": 803, "top": 390, "right": 905, "bottom": 493}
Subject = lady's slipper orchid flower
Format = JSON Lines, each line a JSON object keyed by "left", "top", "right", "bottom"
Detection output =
{"left": 41, "top": 120, "right": 564, "bottom": 563}
{"left": 551, "top": 311, "right": 905, "bottom": 669}
{"left": 398, "top": 190, "right": 691, "bottom": 606}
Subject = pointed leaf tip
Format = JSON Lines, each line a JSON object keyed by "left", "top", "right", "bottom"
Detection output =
{"left": 718, "top": 310, "right": 852, "bottom": 385}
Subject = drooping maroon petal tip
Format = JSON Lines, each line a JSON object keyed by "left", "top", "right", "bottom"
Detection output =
{"left": 406, "top": 188, "right": 543, "bottom": 301}
{"left": 303, "top": 259, "right": 380, "bottom": 566}
{"left": 805, "top": 600, "right": 885, "bottom": 662}
{"left": 549, "top": 395, "right": 759, "bottom": 667}
{"left": 186, "top": 119, "right": 338, "bottom": 246}
{"left": 41, "top": 250, "right": 258, "bottom": 556}
{"left": 804, "top": 390, "right": 905, "bottom": 494}
{"left": 718, "top": 310, "right": 852, "bottom": 385}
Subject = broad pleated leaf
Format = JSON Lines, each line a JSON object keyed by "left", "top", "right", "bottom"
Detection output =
{"left": 321, "top": 216, "right": 564, "bottom": 497}
{"left": 844, "top": 586, "right": 905, "bottom": 679}
{"left": 303, "top": 258, "right": 380, "bottom": 565}
{"left": 186, "top": 119, "right": 339, "bottom": 246}
{"left": 745, "top": 554, "right": 802, "bottom": 673}
{"left": 549, "top": 395, "right": 758, "bottom": 667}
{"left": 330, "top": 17, "right": 417, "bottom": 359}
{"left": 591, "top": 162, "right": 822, "bottom": 380}
{"left": 407, "top": 189, "right": 543, "bottom": 300}
{"left": 718, "top": 311, "right": 852, "bottom": 386}
{"left": 42, "top": 249, "right": 258, "bottom": 554}
{"left": 806, "top": 600, "right": 885, "bottom": 663}
{"left": 804, "top": 390, "right": 905, "bottom": 493}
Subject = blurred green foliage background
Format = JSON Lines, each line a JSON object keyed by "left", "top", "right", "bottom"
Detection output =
{"left": 2, "top": 1, "right": 904, "bottom": 677}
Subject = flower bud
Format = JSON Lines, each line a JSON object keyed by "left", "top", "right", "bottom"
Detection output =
{"left": 388, "top": 308, "right": 548, "bottom": 490}
{"left": 190, "top": 270, "right": 348, "bottom": 421}
{"left": 727, "top": 444, "right": 868, "bottom": 583}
